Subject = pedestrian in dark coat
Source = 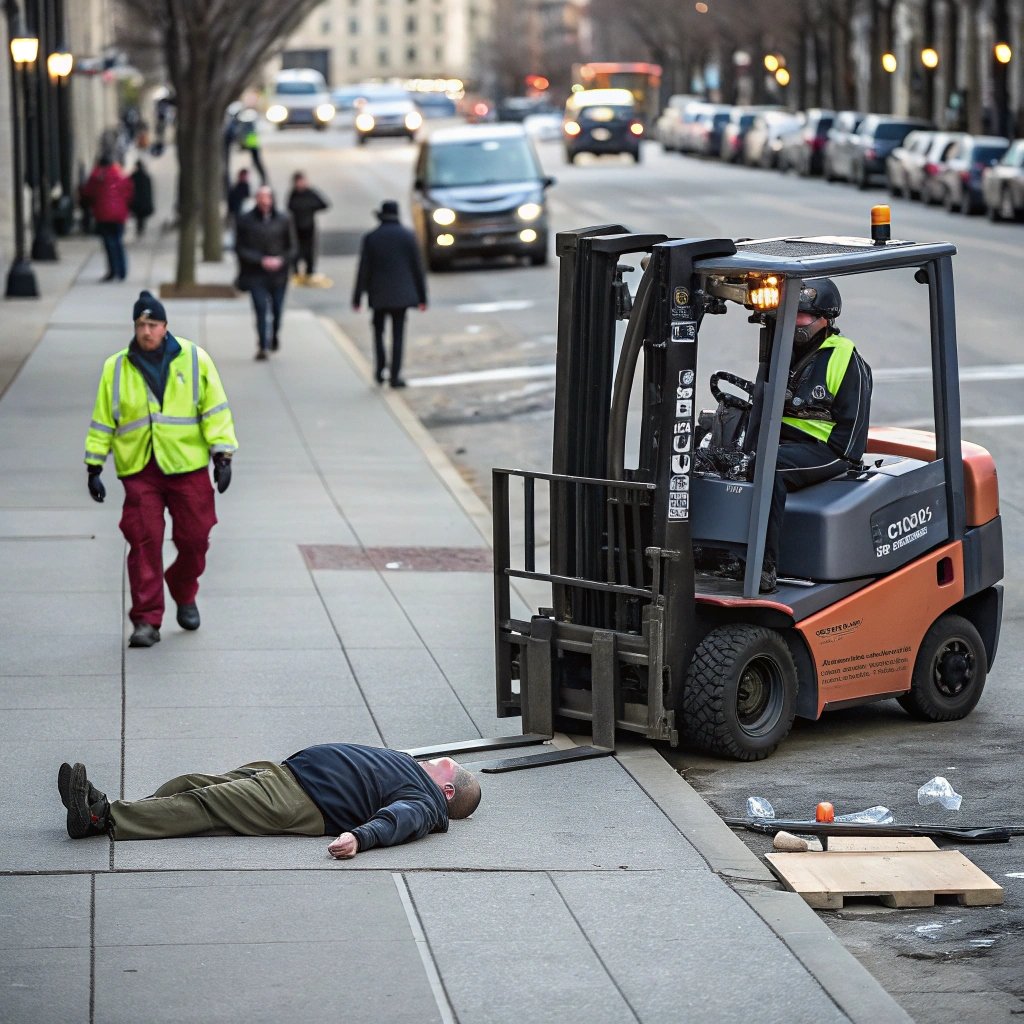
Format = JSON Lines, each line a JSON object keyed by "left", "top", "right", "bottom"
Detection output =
{"left": 234, "top": 186, "right": 298, "bottom": 361}
{"left": 286, "top": 171, "right": 329, "bottom": 281}
{"left": 129, "top": 160, "right": 155, "bottom": 238}
{"left": 226, "top": 168, "right": 251, "bottom": 229}
{"left": 351, "top": 199, "right": 427, "bottom": 388}
{"left": 80, "top": 156, "right": 134, "bottom": 281}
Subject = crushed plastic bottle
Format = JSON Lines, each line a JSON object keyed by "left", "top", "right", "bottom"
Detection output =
{"left": 746, "top": 796, "right": 776, "bottom": 819}
{"left": 834, "top": 805, "right": 895, "bottom": 824}
{"left": 917, "top": 776, "right": 963, "bottom": 811}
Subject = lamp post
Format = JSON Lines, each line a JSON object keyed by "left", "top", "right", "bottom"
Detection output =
{"left": 27, "top": 0, "right": 57, "bottom": 260}
{"left": 47, "top": 44, "right": 73, "bottom": 233}
{"left": 5, "top": 1, "right": 40, "bottom": 297}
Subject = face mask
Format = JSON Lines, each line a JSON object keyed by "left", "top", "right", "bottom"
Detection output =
{"left": 794, "top": 316, "right": 827, "bottom": 350}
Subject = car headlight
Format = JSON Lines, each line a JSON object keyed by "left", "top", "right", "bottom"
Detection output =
{"left": 517, "top": 202, "right": 542, "bottom": 221}
{"left": 266, "top": 105, "right": 288, "bottom": 124}
{"left": 432, "top": 208, "right": 456, "bottom": 226}
{"left": 405, "top": 111, "right": 423, "bottom": 131}
{"left": 355, "top": 113, "right": 375, "bottom": 132}
{"left": 315, "top": 103, "right": 336, "bottom": 122}
{"left": 564, "top": 120, "right": 581, "bottom": 137}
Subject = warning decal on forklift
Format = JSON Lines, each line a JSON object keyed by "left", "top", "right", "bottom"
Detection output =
{"left": 668, "top": 375, "right": 694, "bottom": 519}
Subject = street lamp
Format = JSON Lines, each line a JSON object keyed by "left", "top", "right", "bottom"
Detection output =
{"left": 775, "top": 67, "right": 791, "bottom": 87}
{"left": 5, "top": 3, "right": 40, "bottom": 297}
{"left": 764, "top": 54, "right": 780, "bottom": 73}
{"left": 994, "top": 43, "right": 1012, "bottom": 65}
{"left": 47, "top": 44, "right": 74, "bottom": 234}
{"left": 921, "top": 48, "right": 939, "bottom": 69}
{"left": 881, "top": 52, "right": 897, "bottom": 73}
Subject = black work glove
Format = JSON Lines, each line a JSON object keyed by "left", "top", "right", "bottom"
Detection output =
{"left": 86, "top": 465, "right": 106, "bottom": 503}
{"left": 212, "top": 454, "right": 232, "bottom": 494}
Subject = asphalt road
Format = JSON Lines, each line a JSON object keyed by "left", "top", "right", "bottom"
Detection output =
{"left": 258, "top": 122, "right": 1024, "bottom": 1022}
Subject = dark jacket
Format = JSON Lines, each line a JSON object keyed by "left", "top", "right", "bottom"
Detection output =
{"left": 284, "top": 743, "right": 449, "bottom": 849}
{"left": 129, "top": 167, "right": 154, "bottom": 219}
{"left": 227, "top": 180, "right": 250, "bottom": 218}
{"left": 234, "top": 206, "right": 298, "bottom": 289}
{"left": 287, "top": 187, "right": 329, "bottom": 230}
{"left": 352, "top": 218, "right": 427, "bottom": 310}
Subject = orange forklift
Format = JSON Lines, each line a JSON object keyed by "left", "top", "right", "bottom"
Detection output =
{"left": 478, "top": 209, "right": 1003, "bottom": 765}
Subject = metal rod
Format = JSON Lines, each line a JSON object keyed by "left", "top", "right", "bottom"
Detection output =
{"left": 524, "top": 475, "right": 534, "bottom": 573}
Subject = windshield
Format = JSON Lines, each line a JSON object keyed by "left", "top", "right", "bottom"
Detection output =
{"left": 427, "top": 138, "right": 539, "bottom": 186}
{"left": 875, "top": 122, "right": 917, "bottom": 141}
{"left": 579, "top": 105, "right": 633, "bottom": 123}
{"left": 276, "top": 82, "right": 319, "bottom": 96}
{"left": 973, "top": 145, "right": 1008, "bottom": 163}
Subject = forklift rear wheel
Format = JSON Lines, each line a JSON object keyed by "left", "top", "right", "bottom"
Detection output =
{"left": 898, "top": 614, "right": 987, "bottom": 721}
{"left": 681, "top": 625, "right": 797, "bottom": 761}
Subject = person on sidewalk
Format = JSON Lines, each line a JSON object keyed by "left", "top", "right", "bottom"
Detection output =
{"left": 286, "top": 171, "right": 329, "bottom": 284}
{"left": 226, "top": 167, "right": 251, "bottom": 232}
{"left": 235, "top": 186, "right": 298, "bottom": 360}
{"left": 83, "top": 291, "right": 238, "bottom": 648}
{"left": 352, "top": 199, "right": 427, "bottom": 388}
{"left": 58, "top": 744, "right": 482, "bottom": 861}
{"left": 129, "top": 159, "right": 155, "bottom": 238}
{"left": 80, "top": 155, "right": 134, "bottom": 281}
{"left": 237, "top": 108, "right": 267, "bottom": 185}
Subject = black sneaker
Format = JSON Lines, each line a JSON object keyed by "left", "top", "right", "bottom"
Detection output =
{"left": 270, "top": 335, "right": 279, "bottom": 351}
{"left": 760, "top": 558, "right": 778, "bottom": 594}
{"left": 176, "top": 602, "right": 200, "bottom": 631}
{"left": 66, "top": 763, "right": 110, "bottom": 839}
{"left": 255, "top": 349, "right": 269, "bottom": 362}
{"left": 58, "top": 762, "right": 106, "bottom": 809}
{"left": 129, "top": 622, "right": 160, "bottom": 647}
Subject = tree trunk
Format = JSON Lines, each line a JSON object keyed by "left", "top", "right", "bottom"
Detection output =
{"left": 965, "top": 1, "right": 982, "bottom": 133}
{"left": 201, "top": 104, "right": 224, "bottom": 263}
{"left": 174, "top": 107, "right": 199, "bottom": 288}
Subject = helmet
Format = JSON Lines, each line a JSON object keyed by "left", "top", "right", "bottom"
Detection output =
{"left": 797, "top": 278, "right": 841, "bottom": 320}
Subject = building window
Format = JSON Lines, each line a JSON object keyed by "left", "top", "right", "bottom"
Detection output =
{"left": 349, "top": 17, "right": 358, "bottom": 34}
{"left": 321, "top": 18, "right": 331, "bottom": 33}
{"left": 434, "top": 12, "right": 442, "bottom": 31}
{"left": 378, "top": 14, "right": 388, "bottom": 33}
{"left": 378, "top": 47, "right": 389, "bottom": 67}
{"left": 434, "top": 44, "right": 443, "bottom": 63}
{"left": 406, "top": 14, "right": 416, "bottom": 32}
{"left": 407, "top": 45, "right": 417, "bottom": 62}
{"left": 349, "top": 47, "right": 359, "bottom": 66}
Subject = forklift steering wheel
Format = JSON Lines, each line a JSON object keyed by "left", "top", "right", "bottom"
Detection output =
{"left": 710, "top": 371, "right": 755, "bottom": 411}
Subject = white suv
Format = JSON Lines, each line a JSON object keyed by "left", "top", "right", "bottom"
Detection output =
{"left": 267, "top": 69, "right": 335, "bottom": 131}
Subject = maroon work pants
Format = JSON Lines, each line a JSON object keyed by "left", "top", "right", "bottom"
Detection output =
{"left": 119, "top": 459, "right": 217, "bottom": 626}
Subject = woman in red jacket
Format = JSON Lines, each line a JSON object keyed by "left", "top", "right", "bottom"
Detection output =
{"left": 80, "top": 156, "right": 135, "bottom": 281}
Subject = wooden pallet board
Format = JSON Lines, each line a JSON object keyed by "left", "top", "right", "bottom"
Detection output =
{"left": 766, "top": 850, "right": 1004, "bottom": 909}
{"left": 825, "top": 836, "right": 939, "bottom": 853}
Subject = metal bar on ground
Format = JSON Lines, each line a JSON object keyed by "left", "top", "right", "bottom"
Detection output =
{"left": 404, "top": 736, "right": 552, "bottom": 759}
{"left": 478, "top": 744, "right": 614, "bottom": 773}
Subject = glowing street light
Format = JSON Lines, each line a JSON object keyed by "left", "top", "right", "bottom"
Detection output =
{"left": 775, "top": 67, "right": 791, "bottom": 86}
{"left": 764, "top": 54, "right": 779, "bottom": 73}
{"left": 994, "top": 43, "right": 1012, "bottom": 65}
{"left": 881, "top": 52, "right": 897, "bottom": 73}
{"left": 695, "top": 2, "right": 709, "bottom": 12}
{"left": 10, "top": 32, "right": 39, "bottom": 65}
{"left": 47, "top": 51, "right": 73, "bottom": 79}
{"left": 921, "top": 48, "right": 939, "bottom": 69}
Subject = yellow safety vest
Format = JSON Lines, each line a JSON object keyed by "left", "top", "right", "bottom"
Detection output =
{"left": 781, "top": 334, "right": 856, "bottom": 445}
{"left": 84, "top": 337, "right": 238, "bottom": 477}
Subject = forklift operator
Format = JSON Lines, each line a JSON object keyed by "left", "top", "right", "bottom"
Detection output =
{"left": 762, "top": 278, "right": 872, "bottom": 592}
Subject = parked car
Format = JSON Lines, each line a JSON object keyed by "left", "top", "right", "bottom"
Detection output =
{"left": 411, "top": 124, "right": 554, "bottom": 271}
{"left": 266, "top": 68, "right": 334, "bottom": 130}
{"left": 938, "top": 134, "right": 1011, "bottom": 214}
{"left": 656, "top": 94, "right": 701, "bottom": 152}
{"left": 691, "top": 105, "right": 732, "bottom": 157}
{"left": 354, "top": 92, "right": 423, "bottom": 144}
{"left": 982, "top": 138, "right": 1024, "bottom": 222}
{"left": 523, "top": 110, "right": 563, "bottom": 142}
{"left": 822, "top": 110, "right": 866, "bottom": 181}
{"left": 828, "top": 114, "right": 931, "bottom": 188}
{"left": 719, "top": 106, "right": 781, "bottom": 163}
{"left": 563, "top": 88, "right": 644, "bottom": 163}
{"left": 777, "top": 109, "right": 835, "bottom": 175}
{"left": 909, "top": 132, "right": 965, "bottom": 204}
{"left": 885, "top": 129, "right": 933, "bottom": 197}
{"left": 414, "top": 93, "right": 458, "bottom": 119}
{"left": 744, "top": 110, "right": 801, "bottom": 168}
{"left": 677, "top": 102, "right": 715, "bottom": 154}
{"left": 497, "top": 96, "right": 549, "bottom": 123}
{"left": 331, "top": 85, "right": 366, "bottom": 129}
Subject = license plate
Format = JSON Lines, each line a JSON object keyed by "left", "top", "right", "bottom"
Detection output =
{"left": 591, "top": 128, "right": 612, "bottom": 141}
{"left": 482, "top": 235, "right": 498, "bottom": 246}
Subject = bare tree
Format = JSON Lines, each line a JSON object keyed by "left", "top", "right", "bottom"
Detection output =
{"left": 116, "top": 0, "right": 323, "bottom": 289}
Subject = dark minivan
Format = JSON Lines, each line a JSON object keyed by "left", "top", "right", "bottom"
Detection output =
{"left": 411, "top": 124, "right": 554, "bottom": 271}
{"left": 563, "top": 88, "right": 644, "bottom": 163}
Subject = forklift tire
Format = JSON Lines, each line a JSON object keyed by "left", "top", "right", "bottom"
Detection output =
{"left": 898, "top": 614, "right": 987, "bottom": 722}
{"left": 680, "top": 625, "right": 797, "bottom": 761}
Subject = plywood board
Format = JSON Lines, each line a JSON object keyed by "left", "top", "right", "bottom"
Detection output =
{"left": 825, "top": 836, "right": 939, "bottom": 853}
{"left": 766, "top": 850, "right": 1004, "bottom": 910}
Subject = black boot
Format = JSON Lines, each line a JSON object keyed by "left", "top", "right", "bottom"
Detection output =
{"left": 760, "top": 557, "right": 778, "bottom": 594}
{"left": 176, "top": 602, "right": 200, "bottom": 630}
{"left": 66, "top": 763, "right": 110, "bottom": 839}
{"left": 129, "top": 622, "right": 161, "bottom": 647}
{"left": 58, "top": 762, "right": 106, "bottom": 809}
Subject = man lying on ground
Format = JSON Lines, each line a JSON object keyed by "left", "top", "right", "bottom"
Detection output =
{"left": 58, "top": 743, "right": 480, "bottom": 859}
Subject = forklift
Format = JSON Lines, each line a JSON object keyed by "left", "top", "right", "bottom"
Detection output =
{"left": 480, "top": 208, "right": 1004, "bottom": 764}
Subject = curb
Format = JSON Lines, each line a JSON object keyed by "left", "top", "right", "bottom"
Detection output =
{"left": 320, "top": 312, "right": 912, "bottom": 1024}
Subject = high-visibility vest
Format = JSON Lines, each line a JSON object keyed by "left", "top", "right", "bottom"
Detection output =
{"left": 781, "top": 334, "right": 857, "bottom": 446}
{"left": 84, "top": 337, "right": 238, "bottom": 477}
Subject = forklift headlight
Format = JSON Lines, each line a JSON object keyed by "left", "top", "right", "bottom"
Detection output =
{"left": 747, "top": 275, "right": 781, "bottom": 310}
{"left": 432, "top": 207, "right": 456, "bottom": 226}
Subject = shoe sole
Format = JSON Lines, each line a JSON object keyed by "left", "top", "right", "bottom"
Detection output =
{"left": 66, "top": 763, "right": 91, "bottom": 839}
{"left": 58, "top": 762, "right": 72, "bottom": 808}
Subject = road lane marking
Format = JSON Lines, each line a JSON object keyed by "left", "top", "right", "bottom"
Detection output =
{"left": 411, "top": 364, "right": 556, "bottom": 387}
{"left": 455, "top": 300, "right": 534, "bottom": 313}
{"left": 875, "top": 363, "right": 1024, "bottom": 383}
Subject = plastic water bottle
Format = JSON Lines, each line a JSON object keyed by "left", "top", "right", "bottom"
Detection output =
{"left": 746, "top": 796, "right": 775, "bottom": 819}
{"left": 918, "top": 776, "right": 962, "bottom": 811}
{"left": 834, "top": 805, "right": 895, "bottom": 824}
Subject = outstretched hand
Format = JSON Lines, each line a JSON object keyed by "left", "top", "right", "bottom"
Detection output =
{"left": 328, "top": 832, "right": 359, "bottom": 859}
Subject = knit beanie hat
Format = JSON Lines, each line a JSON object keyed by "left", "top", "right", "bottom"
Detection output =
{"left": 132, "top": 290, "right": 167, "bottom": 323}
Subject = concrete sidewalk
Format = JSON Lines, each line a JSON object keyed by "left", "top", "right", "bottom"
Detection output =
{"left": 0, "top": 225, "right": 912, "bottom": 1023}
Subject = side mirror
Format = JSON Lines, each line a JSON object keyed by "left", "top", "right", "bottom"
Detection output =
{"left": 413, "top": 177, "right": 424, "bottom": 192}
{"left": 543, "top": 175, "right": 556, "bottom": 189}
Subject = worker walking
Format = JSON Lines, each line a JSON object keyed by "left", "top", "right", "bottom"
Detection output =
{"left": 84, "top": 291, "right": 238, "bottom": 648}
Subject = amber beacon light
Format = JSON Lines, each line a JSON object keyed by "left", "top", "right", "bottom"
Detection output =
{"left": 870, "top": 205, "right": 891, "bottom": 246}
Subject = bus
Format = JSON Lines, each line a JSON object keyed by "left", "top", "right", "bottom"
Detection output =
{"left": 571, "top": 62, "right": 662, "bottom": 125}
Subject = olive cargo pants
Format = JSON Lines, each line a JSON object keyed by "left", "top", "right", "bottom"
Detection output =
{"left": 109, "top": 761, "right": 325, "bottom": 840}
